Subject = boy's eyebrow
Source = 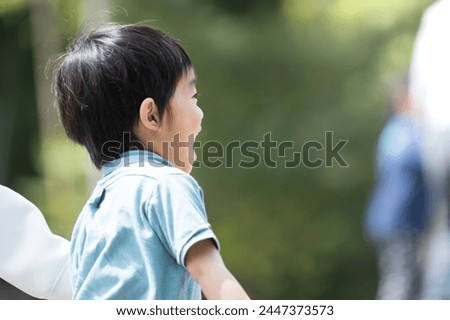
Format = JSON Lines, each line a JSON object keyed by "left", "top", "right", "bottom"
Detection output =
{"left": 189, "top": 78, "right": 197, "bottom": 87}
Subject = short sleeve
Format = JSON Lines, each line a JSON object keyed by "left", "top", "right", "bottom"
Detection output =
{"left": 146, "top": 174, "right": 219, "bottom": 267}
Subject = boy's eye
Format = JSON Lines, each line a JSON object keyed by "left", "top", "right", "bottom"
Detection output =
{"left": 193, "top": 92, "right": 200, "bottom": 99}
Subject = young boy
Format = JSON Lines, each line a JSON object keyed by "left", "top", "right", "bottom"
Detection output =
{"left": 55, "top": 24, "right": 249, "bottom": 300}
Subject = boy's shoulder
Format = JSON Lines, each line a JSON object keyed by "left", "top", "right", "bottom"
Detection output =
{"left": 100, "top": 162, "right": 201, "bottom": 192}
{"left": 87, "top": 164, "right": 203, "bottom": 210}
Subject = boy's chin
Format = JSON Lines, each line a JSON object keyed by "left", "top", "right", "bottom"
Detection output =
{"left": 180, "top": 163, "right": 193, "bottom": 174}
{"left": 177, "top": 153, "right": 196, "bottom": 174}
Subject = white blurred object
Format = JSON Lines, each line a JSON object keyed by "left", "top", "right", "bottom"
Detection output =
{"left": 410, "top": 0, "right": 450, "bottom": 131}
{"left": 0, "top": 186, "right": 71, "bottom": 299}
{"left": 410, "top": 0, "right": 450, "bottom": 299}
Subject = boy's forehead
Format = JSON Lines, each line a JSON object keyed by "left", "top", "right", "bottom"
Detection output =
{"left": 178, "top": 68, "right": 196, "bottom": 89}
{"left": 187, "top": 69, "right": 196, "bottom": 86}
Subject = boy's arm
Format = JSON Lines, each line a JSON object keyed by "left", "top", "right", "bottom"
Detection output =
{"left": 185, "top": 239, "right": 250, "bottom": 300}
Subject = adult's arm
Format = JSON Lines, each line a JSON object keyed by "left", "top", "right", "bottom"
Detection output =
{"left": 0, "top": 185, "right": 72, "bottom": 299}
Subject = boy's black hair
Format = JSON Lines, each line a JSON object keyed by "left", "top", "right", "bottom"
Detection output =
{"left": 55, "top": 24, "right": 192, "bottom": 168}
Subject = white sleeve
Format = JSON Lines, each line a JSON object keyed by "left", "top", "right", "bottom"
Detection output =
{"left": 0, "top": 186, "right": 72, "bottom": 299}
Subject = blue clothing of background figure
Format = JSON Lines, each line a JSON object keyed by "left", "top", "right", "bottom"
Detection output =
{"left": 364, "top": 80, "right": 429, "bottom": 299}
{"left": 365, "top": 114, "right": 428, "bottom": 243}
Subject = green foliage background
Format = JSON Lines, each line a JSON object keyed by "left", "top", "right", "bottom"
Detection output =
{"left": 0, "top": 0, "right": 434, "bottom": 299}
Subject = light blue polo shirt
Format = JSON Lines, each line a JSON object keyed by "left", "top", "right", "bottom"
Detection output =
{"left": 70, "top": 150, "right": 219, "bottom": 299}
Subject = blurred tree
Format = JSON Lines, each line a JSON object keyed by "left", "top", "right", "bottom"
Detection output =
{"left": 0, "top": 6, "right": 39, "bottom": 300}
{"left": 206, "top": 0, "right": 281, "bottom": 15}
{"left": 0, "top": 5, "right": 39, "bottom": 194}
{"left": 29, "top": 0, "right": 60, "bottom": 138}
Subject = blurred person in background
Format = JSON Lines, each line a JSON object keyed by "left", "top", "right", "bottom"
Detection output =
{"left": 0, "top": 185, "right": 71, "bottom": 299}
{"left": 409, "top": 0, "right": 450, "bottom": 299}
{"left": 364, "top": 75, "right": 428, "bottom": 299}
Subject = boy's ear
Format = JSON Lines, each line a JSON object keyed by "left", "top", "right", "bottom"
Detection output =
{"left": 138, "top": 97, "right": 160, "bottom": 131}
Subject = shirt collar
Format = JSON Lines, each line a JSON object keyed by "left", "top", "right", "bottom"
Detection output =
{"left": 101, "top": 150, "right": 173, "bottom": 177}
